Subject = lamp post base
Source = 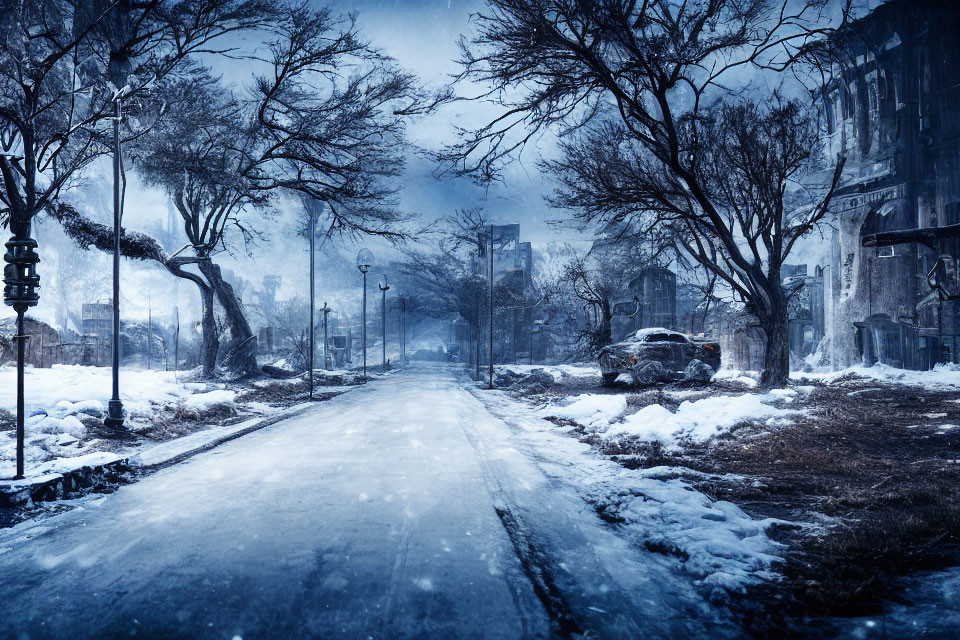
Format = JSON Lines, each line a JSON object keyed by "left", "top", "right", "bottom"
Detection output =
{"left": 104, "top": 400, "right": 125, "bottom": 428}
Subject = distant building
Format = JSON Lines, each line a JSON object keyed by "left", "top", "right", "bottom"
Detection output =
{"left": 612, "top": 267, "right": 678, "bottom": 340}
{"left": 81, "top": 303, "right": 111, "bottom": 339}
{"left": 0, "top": 317, "right": 59, "bottom": 368}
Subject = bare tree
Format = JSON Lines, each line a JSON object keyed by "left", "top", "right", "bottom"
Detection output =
{"left": 551, "top": 98, "right": 842, "bottom": 384}
{"left": 54, "top": 3, "right": 443, "bottom": 379}
{"left": 440, "top": 0, "right": 850, "bottom": 386}
{"left": 397, "top": 210, "right": 490, "bottom": 331}
{"left": 248, "top": 5, "right": 448, "bottom": 240}
{"left": 127, "top": 69, "right": 264, "bottom": 377}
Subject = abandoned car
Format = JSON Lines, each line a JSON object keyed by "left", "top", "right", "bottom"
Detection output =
{"left": 598, "top": 328, "right": 721, "bottom": 385}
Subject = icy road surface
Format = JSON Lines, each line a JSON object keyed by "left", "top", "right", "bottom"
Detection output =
{"left": 0, "top": 365, "right": 725, "bottom": 639}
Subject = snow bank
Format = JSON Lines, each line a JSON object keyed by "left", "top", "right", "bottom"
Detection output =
{"left": 585, "top": 473, "right": 784, "bottom": 593}
{"left": 796, "top": 362, "right": 960, "bottom": 391}
{"left": 498, "top": 363, "right": 601, "bottom": 384}
{"left": 0, "top": 365, "right": 197, "bottom": 416}
{"left": 541, "top": 393, "right": 626, "bottom": 427}
{"left": 607, "top": 392, "right": 802, "bottom": 446}
{"left": 712, "top": 369, "right": 759, "bottom": 388}
{"left": 29, "top": 451, "right": 122, "bottom": 477}
{"left": 183, "top": 389, "right": 237, "bottom": 411}
{"left": 0, "top": 365, "right": 233, "bottom": 479}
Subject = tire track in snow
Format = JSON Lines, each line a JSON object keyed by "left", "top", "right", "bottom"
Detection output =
{"left": 456, "top": 408, "right": 583, "bottom": 639}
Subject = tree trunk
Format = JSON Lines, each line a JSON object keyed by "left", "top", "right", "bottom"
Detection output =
{"left": 598, "top": 298, "right": 613, "bottom": 346}
{"left": 199, "top": 284, "right": 218, "bottom": 378}
{"left": 198, "top": 259, "right": 259, "bottom": 379}
{"left": 164, "top": 264, "right": 219, "bottom": 378}
{"left": 759, "top": 308, "right": 790, "bottom": 389}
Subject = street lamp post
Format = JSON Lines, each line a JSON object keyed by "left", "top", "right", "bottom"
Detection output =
{"left": 3, "top": 232, "right": 40, "bottom": 479}
{"left": 379, "top": 276, "right": 389, "bottom": 368}
{"left": 356, "top": 249, "right": 374, "bottom": 380}
{"left": 308, "top": 200, "right": 317, "bottom": 400}
{"left": 400, "top": 295, "right": 406, "bottom": 366}
{"left": 475, "top": 296, "right": 481, "bottom": 380}
{"left": 105, "top": 59, "right": 132, "bottom": 429}
{"left": 488, "top": 225, "right": 495, "bottom": 389}
{"left": 321, "top": 302, "right": 332, "bottom": 369}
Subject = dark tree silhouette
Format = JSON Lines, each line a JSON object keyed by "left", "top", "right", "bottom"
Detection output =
{"left": 397, "top": 210, "right": 489, "bottom": 337}
{"left": 0, "top": 0, "right": 268, "bottom": 238}
{"left": 439, "top": 0, "right": 850, "bottom": 387}
{"left": 55, "top": 3, "right": 444, "bottom": 379}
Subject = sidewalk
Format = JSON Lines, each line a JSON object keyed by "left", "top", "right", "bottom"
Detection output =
{"left": 0, "top": 400, "right": 317, "bottom": 507}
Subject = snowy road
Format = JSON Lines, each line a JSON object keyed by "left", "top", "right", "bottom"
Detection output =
{"left": 0, "top": 365, "right": 723, "bottom": 639}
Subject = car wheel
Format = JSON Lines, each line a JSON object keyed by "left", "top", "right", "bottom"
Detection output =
{"left": 600, "top": 372, "right": 618, "bottom": 387}
{"left": 631, "top": 360, "right": 668, "bottom": 386}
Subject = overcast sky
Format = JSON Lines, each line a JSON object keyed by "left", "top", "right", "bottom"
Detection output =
{"left": 22, "top": 0, "right": 885, "bottom": 329}
{"left": 308, "top": 0, "right": 579, "bottom": 249}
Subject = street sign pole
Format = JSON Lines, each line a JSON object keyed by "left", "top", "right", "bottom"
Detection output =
{"left": 321, "top": 302, "right": 331, "bottom": 369}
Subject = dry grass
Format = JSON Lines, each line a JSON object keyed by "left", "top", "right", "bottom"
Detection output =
{"left": 528, "top": 376, "right": 960, "bottom": 634}
{"left": 142, "top": 401, "right": 241, "bottom": 441}
{"left": 673, "top": 383, "right": 960, "bottom": 635}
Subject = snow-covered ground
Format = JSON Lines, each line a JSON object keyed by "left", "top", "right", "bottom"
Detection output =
{"left": 509, "top": 360, "right": 960, "bottom": 632}
{"left": 479, "top": 387, "right": 784, "bottom": 597}
{"left": 0, "top": 365, "right": 221, "bottom": 478}
{"left": 0, "top": 364, "right": 365, "bottom": 480}
{"left": 541, "top": 393, "right": 627, "bottom": 427}
{"left": 0, "top": 365, "right": 747, "bottom": 638}
{"left": 0, "top": 364, "right": 204, "bottom": 417}
{"left": 606, "top": 391, "right": 805, "bottom": 446}
{"left": 795, "top": 362, "right": 960, "bottom": 391}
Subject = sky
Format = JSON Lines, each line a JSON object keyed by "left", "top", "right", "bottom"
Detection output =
{"left": 326, "top": 0, "right": 572, "bottom": 248}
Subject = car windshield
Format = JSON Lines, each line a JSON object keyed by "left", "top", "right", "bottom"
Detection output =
{"left": 643, "top": 332, "right": 687, "bottom": 343}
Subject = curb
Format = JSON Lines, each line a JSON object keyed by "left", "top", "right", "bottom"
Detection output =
{"left": 138, "top": 401, "right": 316, "bottom": 471}
{"left": 0, "top": 400, "right": 321, "bottom": 508}
{"left": 0, "top": 457, "right": 133, "bottom": 508}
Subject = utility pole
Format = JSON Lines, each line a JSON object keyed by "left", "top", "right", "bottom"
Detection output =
{"left": 147, "top": 294, "right": 152, "bottom": 370}
{"left": 400, "top": 295, "right": 407, "bottom": 366}
{"left": 475, "top": 296, "right": 481, "bottom": 380}
{"left": 173, "top": 306, "right": 180, "bottom": 383}
{"left": 379, "top": 276, "right": 390, "bottom": 368}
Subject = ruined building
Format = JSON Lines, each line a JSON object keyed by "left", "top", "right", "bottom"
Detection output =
{"left": 819, "top": 0, "right": 960, "bottom": 370}
{"left": 470, "top": 224, "right": 537, "bottom": 364}
{"left": 611, "top": 267, "right": 678, "bottom": 340}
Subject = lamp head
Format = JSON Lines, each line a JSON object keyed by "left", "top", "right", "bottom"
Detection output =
{"left": 356, "top": 248, "right": 374, "bottom": 274}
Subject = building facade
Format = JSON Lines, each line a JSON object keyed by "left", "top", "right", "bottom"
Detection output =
{"left": 818, "top": 0, "right": 960, "bottom": 370}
